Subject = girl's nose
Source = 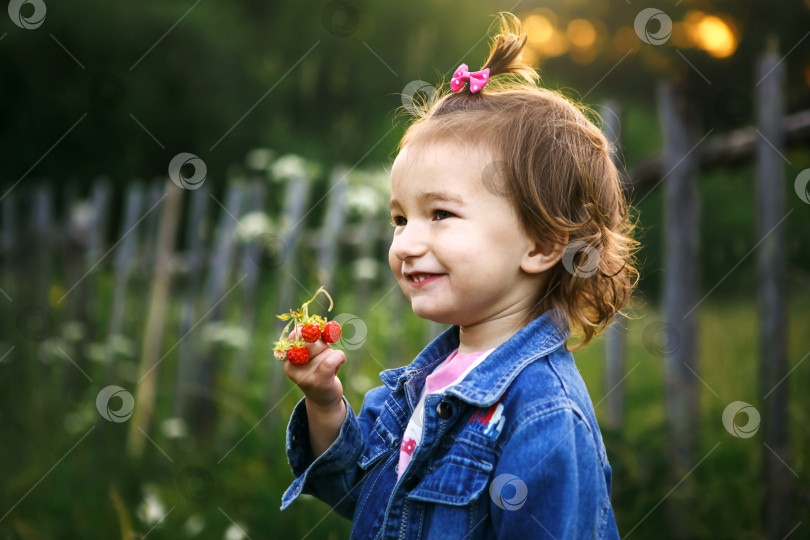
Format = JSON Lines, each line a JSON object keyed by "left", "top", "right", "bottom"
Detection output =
{"left": 392, "top": 223, "right": 428, "bottom": 261}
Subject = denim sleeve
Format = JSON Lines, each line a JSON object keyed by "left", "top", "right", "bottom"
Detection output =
{"left": 490, "top": 403, "right": 614, "bottom": 539}
{"left": 280, "top": 385, "right": 391, "bottom": 519}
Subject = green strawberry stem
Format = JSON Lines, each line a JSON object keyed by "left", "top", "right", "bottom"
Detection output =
{"left": 300, "top": 286, "right": 334, "bottom": 321}
{"left": 274, "top": 285, "right": 334, "bottom": 355}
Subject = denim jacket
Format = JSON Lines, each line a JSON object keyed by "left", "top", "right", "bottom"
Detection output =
{"left": 281, "top": 312, "right": 621, "bottom": 539}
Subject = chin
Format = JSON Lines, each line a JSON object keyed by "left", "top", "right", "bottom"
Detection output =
{"left": 410, "top": 304, "right": 456, "bottom": 325}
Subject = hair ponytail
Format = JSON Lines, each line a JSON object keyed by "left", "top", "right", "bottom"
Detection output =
{"left": 480, "top": 12, "right": 539, "bottom": 86}
{"left": 431, "top": 12, "right": 539, "bottom": 115}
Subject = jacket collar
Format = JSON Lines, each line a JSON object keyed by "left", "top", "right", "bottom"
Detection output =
{"left": 378, "top": 311, "right": 570, "bottom": 407}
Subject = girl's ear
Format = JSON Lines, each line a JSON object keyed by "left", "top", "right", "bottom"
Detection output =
{"left": 521, "top": 233, "right": 569, "bottom": 274}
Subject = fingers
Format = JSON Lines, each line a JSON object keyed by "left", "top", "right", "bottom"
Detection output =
{"left": 290, "top": 325, "right": 330, "bottom": 357}
{"left": 324, "top": 349, "right": 346, "bottom": 377}
{"left": 283, "top": 347, "right": 344, "bottom": 387}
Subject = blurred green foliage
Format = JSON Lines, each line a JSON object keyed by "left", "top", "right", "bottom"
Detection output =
{"left": 3, "top": 0, "right": 810, "bottom": 185}
{"left": 1, "top": 279, "right": 809, "bottom": 538}
{"left": 3, "top": 0, "right": 810, "bottom": 538}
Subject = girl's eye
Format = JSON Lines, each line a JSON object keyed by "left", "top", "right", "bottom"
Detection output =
{"left": 390, "top": 215, "right": 406, "bottom": 227}
{"left": 434, "top": 210, "right": 454, "bottom": 220}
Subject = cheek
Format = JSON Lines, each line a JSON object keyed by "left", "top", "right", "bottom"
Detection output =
{"left": 447, "top": 239, "right": 505, "bottom": 281}
{"left": 388, "top": 244, "right": 400, "bottom": 277}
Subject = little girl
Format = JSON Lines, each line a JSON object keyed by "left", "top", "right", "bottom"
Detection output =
{"left": 281, "top": 12, "right": 638, "bottom": 539}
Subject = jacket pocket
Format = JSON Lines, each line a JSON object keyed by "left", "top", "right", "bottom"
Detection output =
{"left": 405, "top": 454, "right": 493, "bottom": 539}
{"left": 406, "top": 453, "right": 492, "bottom": 505}
{"left": 358, "top": 408, "right": 399, "bottom": 470}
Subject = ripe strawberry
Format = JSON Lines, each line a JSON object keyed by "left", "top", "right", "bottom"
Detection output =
{"left": 275, "top": 286, "right": 337, "bottom": 363}
{"left": 301, "top": 323, "right": 322, "bottom": 343}
{"left": 287, "top": 346, "right": 310, "bottom": 365}
{"left": 321, "top": 321, "right": 342, "bottom": 344}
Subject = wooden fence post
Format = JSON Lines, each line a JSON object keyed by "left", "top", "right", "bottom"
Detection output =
{"left": 316, "top": 165, "right": 348, "bottom": 292}
{"left": 127, "top": 179, "right": 183, "bottom": 459}
{"left": 139, "top": 183, "right": 165, "bottom": 277}
{"left": 173, "top": 182, "right": 211, "bottom": 418}
{"left": 218, "top": 180, "right": 267, "bottom": 442}
{"left": 104, "top": 182, "right": 144, "bottom": 383}
{"left": 189, "top": 182, "right": 244, "bottom": 441}
{"left": 352, "top": 213, "right": 382, "bottom": 311}
{"left": 267, "top": 172, "right": 312, "bottom": 412}
{"left": 1, "top": 189, "right": 16, "bottom": 309}
{"left": 33, "top": 183, "right": 54, "bottom": 307}
{"left": 755, "top": 35, "right": 791, "bottom": 539}
{"left": 601, "top": 99, "right": 627, "bottom": 430}
{"left": 658, "top": 77, "right": 701, "bottom": 538}
{"left": 274, "top": 174, "right": 313, "bottom": 318}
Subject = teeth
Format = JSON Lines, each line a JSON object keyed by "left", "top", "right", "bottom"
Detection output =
{"left": 413, "top": 275, "right": 426, "bottom": 283}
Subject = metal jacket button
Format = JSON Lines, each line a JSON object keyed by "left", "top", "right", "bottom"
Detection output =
{"left": 403, "top": 474, "right": 420, "bottom": 491}
{"left": 436, "top": 401, "right": 452, "bottom": 420}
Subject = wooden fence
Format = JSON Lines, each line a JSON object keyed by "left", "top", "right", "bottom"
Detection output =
{"left": 600, "top": 41, "right": 807, "bottom": 539}
{"left": 1, "top": 41, "right": 806, "bottom": 540}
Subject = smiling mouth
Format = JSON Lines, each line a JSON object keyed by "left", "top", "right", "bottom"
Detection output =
{"left": 404, "top": 272, "right": 445, "bottom": 285}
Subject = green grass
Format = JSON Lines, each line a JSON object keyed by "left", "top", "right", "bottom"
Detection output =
{"left": 574, "top": 292, "right": 810, "bottom": 538}
{"left": 2, "top": 280, "right": 808, "bottom": 539}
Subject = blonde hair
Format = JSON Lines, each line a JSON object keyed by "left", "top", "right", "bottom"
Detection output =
{"left": 396, "top": 12, "right": 641, "bottom": 350}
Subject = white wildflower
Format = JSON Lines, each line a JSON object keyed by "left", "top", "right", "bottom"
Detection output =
{"left": 346, "top": 185, "right": 382, "bottom": 215}
{"left": 223, "top": 522, "right": 249, "bottom": 540}
{"left": 62, "top": 321, "right": 85, "bottom": 341}
{"left": 201, "top": 322, "right": 250, "bottom": 351}
{"left": 234, "top": 212, "right": 274, "bottom": 243}
{"left": 87, "top": 342, "right": 108, "bottom": 363}
{"left": 184, "top": 514, "right": 205, "bottom": 536}
{"left": 160, "top": 417, "right": 188, "bottom": 439}
{"left": 245, "top": 148, "right": 275, "bottom": 171}
{"left": 110, "top": 334, "right": 136, "bottom": 358}
{"left": 136, "top": 485, "right": 166, "bottom": 526}
{"left": 270, "top": 154, "right": 320, "bottom": 182}
{"left": 353, "top": 257, "right": 379, "bottom": 281}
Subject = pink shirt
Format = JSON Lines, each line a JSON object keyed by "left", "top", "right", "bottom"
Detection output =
{"left": 396, "top": 347, "right": 493, "bottom": 480}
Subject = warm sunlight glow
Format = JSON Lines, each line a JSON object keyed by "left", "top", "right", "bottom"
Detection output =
{"left": 520, "top": 47, "right": 540, "bottom": 68}
{"left": 684, "top": 10, "right": 738, "bottom": 58}
{"left": 612, "top": 26, "right": 639, "bottom": 53}
{"left": 671, "top": 22, "right": 693, "bottom": 49}
{"left": 525, "top": 14, "right": 555, "bottom": 47}
{"left": 567, "top": 19, "right": 596, "bottom": 48}
{"left": 523, "top": 14, "right": 569, "bottom": 59}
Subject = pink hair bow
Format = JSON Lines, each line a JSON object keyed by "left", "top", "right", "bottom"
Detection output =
{"left": 450, "top": 64, "right": 491, "bottom": 94}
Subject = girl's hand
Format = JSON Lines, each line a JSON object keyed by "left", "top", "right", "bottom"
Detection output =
{"left": 282, "top": 325, "right": 346, "bottom": 410}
